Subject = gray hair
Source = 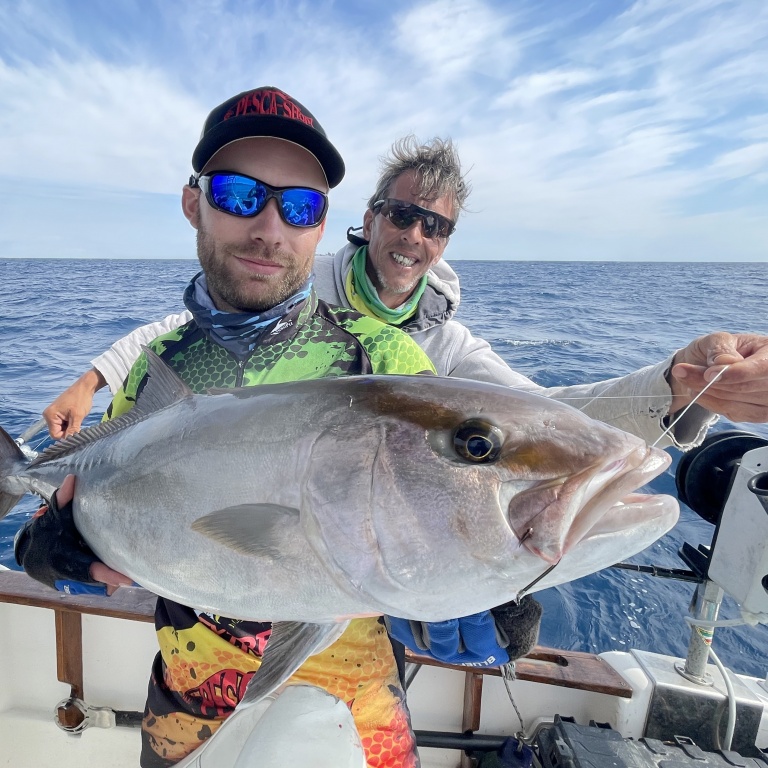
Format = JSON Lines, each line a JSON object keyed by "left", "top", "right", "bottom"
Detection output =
{"left": 367, "top": 136, "right": 471, "bottom": 221}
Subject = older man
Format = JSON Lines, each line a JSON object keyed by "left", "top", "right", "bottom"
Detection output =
{"left": 18, "top": 86, "right": 435, "bottom": 768}
{"left": 44, "top": 137, "right": 768, "bottom": 446}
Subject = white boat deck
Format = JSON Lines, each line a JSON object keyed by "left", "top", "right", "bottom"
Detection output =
{"left": 0, "top": 601, "right": 152, "bottom": 767}
{"left": 0, "top": 595, "right": 637, "bottom": 767}
{"left": 0, "top": 708, "right": 142, "bottom": 768}
{"left": 0, "top": 592, "right": 619, "bottom": 767}
{"left": 3, "top": 574, "right": 768, "bottom": 767}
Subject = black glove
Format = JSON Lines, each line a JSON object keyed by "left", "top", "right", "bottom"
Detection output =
{"left": 14, "top": 489, "right": 99, "bottom": 591}
{"left": 490, "top": 595, "right": 542, "bottom": 661}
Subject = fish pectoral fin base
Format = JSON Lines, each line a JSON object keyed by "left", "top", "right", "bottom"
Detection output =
{"left": 191, "top": 504, "right": 302, "bottom": 558}
{"left": 240, "top": 621, "right": 349, "bottom": 707}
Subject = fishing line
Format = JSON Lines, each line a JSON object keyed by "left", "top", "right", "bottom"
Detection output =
{"left": 507, "top": 387, "right": 673, "bottom": 404}
{"left": 650, "top": 365, "right": 730, "bottom": 449}
{"left": 686, "top": 613, "right": 768, "bottom": 629}
{"left": 508, "top": 364, "right": 731, "bottom": 413}
{"left": 557, "top": 395, "right": 673, "bottom": 400}
{"left": 501, "top": 666, "right": 529, "bottom": 741}
{"left": 686, "top": 616, "right": 749, "bottom": 629}
{"left": 29, "top": 434, "right": 50, "bottom": 450}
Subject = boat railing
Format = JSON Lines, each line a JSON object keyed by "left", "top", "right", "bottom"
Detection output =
{"left": 0, "top": 569, "right": 632, "bottom": 757}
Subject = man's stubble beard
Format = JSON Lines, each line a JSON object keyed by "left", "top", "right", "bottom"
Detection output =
{"left": 197, "top": 227, "right": 311, "bottom": 313}
{"left": 370, "top": 259, "right": 420, "bottom": 297}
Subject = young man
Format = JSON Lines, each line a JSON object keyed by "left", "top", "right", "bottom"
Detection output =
{"left": 18, "top": 86, "right": 437, "bottom": 768}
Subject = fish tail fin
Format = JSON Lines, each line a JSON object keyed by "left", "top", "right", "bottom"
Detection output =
{"left": 0, "top": 426, "right": 26, "bottom": 519}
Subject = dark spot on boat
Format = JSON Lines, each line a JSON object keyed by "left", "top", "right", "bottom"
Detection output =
{"left": 190, "top": 668, "right": 196, "bottom": 679}
{"left": 198, "top": 725, "right": 213, "bottom": 739}
{"left": 187, "top": 641, "right": 195, "bottom": 651}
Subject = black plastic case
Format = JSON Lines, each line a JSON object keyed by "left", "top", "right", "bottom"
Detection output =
{"left": 537, "top": 715, "right": 766, "bottom": 768}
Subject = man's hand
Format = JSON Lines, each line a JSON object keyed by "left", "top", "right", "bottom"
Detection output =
{"left": 15, "top": 474, "right": 132, "bottom": 596}
{"left": 668, "top": 333, "right": 768, "bottom": 423}
{"left": 43, "top": 368, "right": 107, "bottom": 439}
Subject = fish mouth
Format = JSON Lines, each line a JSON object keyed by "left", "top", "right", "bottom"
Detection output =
{"left": 505, "top": 445, "right": 675, "bottom": 564}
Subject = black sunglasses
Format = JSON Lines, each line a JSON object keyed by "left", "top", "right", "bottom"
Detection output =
{"left": 373, "top": 198, "right": 455, "bottom": 239}
{"left": 191, "top": 171, "right": 328, "bottom": 228}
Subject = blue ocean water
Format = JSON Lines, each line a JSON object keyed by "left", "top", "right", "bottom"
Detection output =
{"left": 1, "top": 258, "right": 767, "bottom": 675}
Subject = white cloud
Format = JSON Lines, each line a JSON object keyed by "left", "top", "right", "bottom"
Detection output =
{"left": 0, "top": 0, "right": 765, "bottom": 261}
{"left": 0, "top": 56, "right": 203, "bottom": 194}
{"left": 708, "top": 142, "right": 768, "bottom": 181}
{"left": 394, "top": 0, "right": 519, "bottom": 80}
{"left": 496, "top": 68, "right": 600, "bottom": 108}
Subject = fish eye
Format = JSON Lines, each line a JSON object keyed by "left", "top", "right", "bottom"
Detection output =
{"left": 453, "top": 420, "right": 503, "bottom": 464}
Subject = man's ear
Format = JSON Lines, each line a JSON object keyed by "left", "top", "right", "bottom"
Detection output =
{"left": 362, "top": 208, "right": 374, "bottom": 240}
{"left": 181, "top": 185, "right": 201, "bottom": 229}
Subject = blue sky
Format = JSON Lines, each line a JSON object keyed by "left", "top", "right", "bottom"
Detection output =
{"left": 0, "top": 0, "right": 766, "bottom": 261}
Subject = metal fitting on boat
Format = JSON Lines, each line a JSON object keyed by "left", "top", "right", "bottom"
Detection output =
{"left": 14, "top": 418, "right": 47, "bottom": 460}
{"left": 54, "top": 696, "right": 116, "bottom": 734}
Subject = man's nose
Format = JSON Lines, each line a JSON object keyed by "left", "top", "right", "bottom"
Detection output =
{"left": 399, "top": 218, "right": 425, "bottom": 244}
{"left": 249, "top": 198, "right": 285, "bottom": 244}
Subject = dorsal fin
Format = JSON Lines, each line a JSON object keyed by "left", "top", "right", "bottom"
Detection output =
{"left": 131, "top": 346, "right": 195, "bottom": 416}
{"left": 30, "top": 347, "right": 195, "bottom": 467}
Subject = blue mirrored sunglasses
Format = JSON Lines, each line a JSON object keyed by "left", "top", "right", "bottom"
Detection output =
{"left": 191, "top": 171, "right": 328, "bottom": 228}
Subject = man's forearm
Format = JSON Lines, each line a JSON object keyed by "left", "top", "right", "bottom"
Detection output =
{"left": 78, "top": 368, "right": 107, "bottom": 394}
{"left": 43, "top": 368, "right": 108, "bottom": 439}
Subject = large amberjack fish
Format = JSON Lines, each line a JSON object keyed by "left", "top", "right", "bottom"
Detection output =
{"left": 175, "top": 684, "right": 366, "bottom": 768}
{"left": 0, "top": 349, "right": 678, "bottom": 703}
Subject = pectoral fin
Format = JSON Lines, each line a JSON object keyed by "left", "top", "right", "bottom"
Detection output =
{"left": 191, "top": 504, "right": 301, "bottom": 558}
{"left": 240, "top": 620, "right": 349, "bottom": 707}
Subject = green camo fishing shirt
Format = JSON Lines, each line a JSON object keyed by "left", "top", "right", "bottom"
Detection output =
{"left": 107, "top": 290, "right": 434, "bottom": 414}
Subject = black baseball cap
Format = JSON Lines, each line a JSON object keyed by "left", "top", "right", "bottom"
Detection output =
{"left": 191, "top": 86, "right": 345, "bottom": 188}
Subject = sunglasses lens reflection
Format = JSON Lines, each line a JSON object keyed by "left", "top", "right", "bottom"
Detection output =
{"left": 280, "top": 188, "right": 327, "bottom": 227}
{"left": 206, "top": 174, "right": 327, "bottom": 228}
{"left": 210, "top": 175, "right": 267, "bottom": 216}
{"left": 377, "top": 200, "right": 453, "bottom": 239}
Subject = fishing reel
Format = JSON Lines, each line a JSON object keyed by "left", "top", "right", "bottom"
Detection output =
{"left": 676, "top": 430, "right": 768, "bottom": 524}
{"left": 676, "top": 430, "right": 768, "bottom": 616}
